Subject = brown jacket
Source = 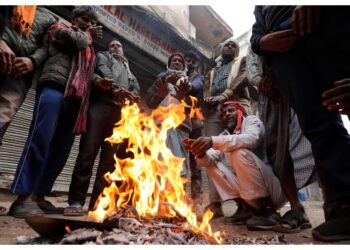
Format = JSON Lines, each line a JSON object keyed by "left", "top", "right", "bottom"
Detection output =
{"left": 204, "top": 56, "right": 250, "bottom": 106}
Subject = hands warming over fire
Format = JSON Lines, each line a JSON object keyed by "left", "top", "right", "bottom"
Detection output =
{"left": 155, "top": 78, "right": 169, "bottom": 98}
{"left": 322, "top": 79, "right": 350, "bottom": 115}
{"left": 183, "top": 137, "right": 213, "bottom": 158}
{"left": 95, "top": 77, "right": 114, "bottom": 90}
{"left": 113, "top": 88, "right": 141, "bottom": 104}
{"left": 204, "top": 95, "right": 226, "bottom": 104}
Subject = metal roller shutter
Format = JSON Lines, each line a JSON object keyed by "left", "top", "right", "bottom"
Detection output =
{"left": 0, "top": 87, "right": 98, "bottom": 193}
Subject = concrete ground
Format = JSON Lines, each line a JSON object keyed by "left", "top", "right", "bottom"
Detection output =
{"left": 0, "top": 189, "right": 349, "bottom": 245}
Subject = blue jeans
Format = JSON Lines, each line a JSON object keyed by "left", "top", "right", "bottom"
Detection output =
{"left": 10, "top": 86, "right": 80, "bottom": 196}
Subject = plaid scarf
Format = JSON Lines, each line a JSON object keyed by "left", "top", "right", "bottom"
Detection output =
{"left": 223, "top": 101, "right": 247, "bottom": 134}
{"left": 50, "top": 22, "right": 96, "bottom": 134}
{"left": 11, "top": 6, "right": 37, "bottom": 39}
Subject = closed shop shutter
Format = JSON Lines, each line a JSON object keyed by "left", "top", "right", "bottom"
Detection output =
{"left": 0, "top": 87, "right": 98, "bottom": 193}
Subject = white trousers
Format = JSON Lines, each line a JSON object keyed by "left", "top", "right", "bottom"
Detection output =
{"left": 198, "top": 148, "right": 286, "bottom": 209}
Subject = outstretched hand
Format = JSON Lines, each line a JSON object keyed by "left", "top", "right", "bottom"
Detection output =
{"left": 155, "top": 78, "right": 169, "bottom": 98}
{"left": 322, "top": 79, "right": 350, "bottom": 115}
{"left": 183, "top": 137, "right": 212, "bottom": 158}
{"left": 113, "top": 88, "right": 141, "bottom": 104}
{"left": 95, "top": 78, "right": 114, "bottom": 90}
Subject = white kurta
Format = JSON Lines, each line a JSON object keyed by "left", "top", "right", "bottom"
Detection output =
{"left": 197, "top": 115, "right": 286, "bottom": 209}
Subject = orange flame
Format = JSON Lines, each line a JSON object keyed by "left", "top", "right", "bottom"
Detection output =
{"left": 65, "top": 226, "right": 71, "bottom": 234}
{"left": 88, "top": 97, "right": 222, "bottom": 243}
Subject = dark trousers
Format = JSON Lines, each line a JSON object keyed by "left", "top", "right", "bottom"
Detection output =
{"left": 269, "top": 7, "right": 350, "bottom": 201}
{"left": 68, "top": 100, "right": 122, "bottom": 210}
{"left": 11, "top": 86, "right": 80, "bottom": 195}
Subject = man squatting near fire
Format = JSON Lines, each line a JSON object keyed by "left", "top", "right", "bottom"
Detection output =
{"left": 185, "top": 101, "right": 317, "bottom": 230}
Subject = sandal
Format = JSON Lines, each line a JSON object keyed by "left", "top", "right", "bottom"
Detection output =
{"left": 63, "top": 204, "right": 83, "bottom": 216}
{"left": 0, "top": 206, "right": 7, "bottom": 216}
{"left": 273, "top": 209, "right": 312, "bottom": 233}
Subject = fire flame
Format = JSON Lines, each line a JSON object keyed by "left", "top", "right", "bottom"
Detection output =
{"left": 88, "top": 97, "right": 222, "bottom": 243}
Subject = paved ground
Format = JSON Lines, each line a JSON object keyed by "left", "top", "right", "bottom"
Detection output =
{"left": 0, "top": 190, "right": 349, "bottom": 245}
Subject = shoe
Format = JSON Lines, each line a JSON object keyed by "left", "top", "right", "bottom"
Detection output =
{"left": 37, "top": 200, "right": 64, "bottom": 214}
{"left": 204, "top": 202, "right": 224, "bottom": 219}
{"left": 273, "top": 209, "right": 312, "bottom": 233}
{"left": 64, "top": 204, "right": 83, "bottom": 216}
{"left": 312, "top": 201, "right": 350, "bottom": 242}
{"left": 8, "top": 200, "right": 44, "bottom": 218}
{"left": 224, "top": 199, "right": 256, "bottom": 225}
{"left": 246, "top": 204, "right": 281, "bottom": 230}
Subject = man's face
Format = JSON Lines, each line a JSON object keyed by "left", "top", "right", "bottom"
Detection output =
{"left": 108, "top": 40, "right": 124, "bottom": 55}
{"left": 169, "top": 55, "right": 184, "bottom": 71}
{"left": 184, "top": 57, "right": 198, "bottom": 72}
{"left": 221, "top": 105, "right": 238, "bottom": 131}
{"left": 72, "top": 14, "right": 96, "bottom": 31}
{"left": 221, "top": 41, "right": 238, "bottom": 59}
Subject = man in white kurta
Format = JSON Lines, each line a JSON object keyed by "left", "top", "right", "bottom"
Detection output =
{"left": 185, "top": 101, "right": 283, "bottom": 230}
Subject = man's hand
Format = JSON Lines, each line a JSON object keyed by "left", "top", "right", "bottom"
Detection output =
{"left": 322, "top": 79, "right": 350, "bottom": 115}
{"left": 0, "top": 40, "right": 15, "bottom": 74}
{"left": 95, "top": 78, "right": 114, "bottom": 90}
{"left": 87, "top": 24, "right": 103, "bottom": 39}
{"left": 183, "top": 137, "right": 212, "bottom": 158}
{"left": 155, "top": 78, "right": 169, "bottom": 98}
{"left": 292, "top": 6, "right": 321, "bottom": 36}
{"left": 165, "top": 73, "right": 181, "bottom": 85}
{"left": 113, "top": 88, "right": 141, "bottom": 104}
{"left": 259, "top": 74, "right": 280, "bottom": 100}
{"left": 259, "top": 30, "right": 299, "bottom": 52}
{"left": 11, "top": 57, "right": 34, "bottom": 77}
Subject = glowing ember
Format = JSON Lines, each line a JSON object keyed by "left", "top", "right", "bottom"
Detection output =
{"left": 65, "top": 226, "right": 71, "bottom": 234}
{"left": 88, "top": 97, "right": 222, "bottom": 243}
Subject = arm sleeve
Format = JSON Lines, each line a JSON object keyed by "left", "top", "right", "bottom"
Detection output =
{"left": 211, "top": 116, "right": 264, "bottom": 152}
{"left": 189, "top": 74, "right": 204, "bottom": 96}
{"left": 28, "top": 14, "right": 57, "bottom": 68}
{"left": 51, "top": 25, "right": 90, "bottom": 53}
{"left": 246, "top": 47, "right": 262, "bottom": 87}
{"left": 250, "top": 6, "right": 267, "bottom": 56}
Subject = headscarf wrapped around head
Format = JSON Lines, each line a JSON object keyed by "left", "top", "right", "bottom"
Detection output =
{"left": 220, "top": 38, "right": 240, "bottom": 57}
{"left": 222, "top": 101, "right": 247, "bottom": 134}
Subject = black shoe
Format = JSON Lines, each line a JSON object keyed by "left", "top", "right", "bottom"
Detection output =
{"left": 312, "top": 201, "right": 350, "bottom": 242}
{"left": 246, "top": 198, "right": 281, "bottom": 231}
{"left": 37, "top": 200, "right": 64, "bottom": 214}
{"left": 224, "top": 199, "right": 256, "bottom": 225}
{"left": 8, "top": 200, "right": 44, "bottom": 218}
{"left": 204, "top": 202, "right": 223, "bottom": 219}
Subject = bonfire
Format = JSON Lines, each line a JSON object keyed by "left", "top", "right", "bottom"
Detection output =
{"left": 88, "top": 97, "right": 222, "bottom": 244}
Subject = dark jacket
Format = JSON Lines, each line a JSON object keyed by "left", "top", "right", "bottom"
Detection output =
{"left": 38, "top": 24, "right": 91, "bottom": 90}
{"left": 250, "top": 6, "right": 295, "bottom": 56}
{"left": 1, "top": 7, "right": 56, "bottom": 69}
{"left": 92, "top": 51, "right": 140, "bottom": 105}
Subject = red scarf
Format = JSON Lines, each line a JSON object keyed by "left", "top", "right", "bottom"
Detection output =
{"left": 50, "top": 22, "right": 96, "bottom": 134}
{"left": 223, "top": 101, "right": 247, "bottom": 134}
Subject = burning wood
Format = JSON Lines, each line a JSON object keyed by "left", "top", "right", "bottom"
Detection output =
{"left": 58, "top": 216, "right": 212, "bottom": 245}
{"left": 87, "top": 99, "right": 222, "bottom": 243}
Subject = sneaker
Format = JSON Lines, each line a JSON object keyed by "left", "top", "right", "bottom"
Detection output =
{"left": 312, "top": 201, "right": 350, "bottom": 242}
{"left": 8, "top": 200, "right": 44, "bottom": 218}
{"left": 204, "top": 202, "right": 224, "bottom": 219}
{"left": 37, "top": 200, "right": 64, "bottom": 214}
{"left": 246, "top": 206, "right": 281, "bottom": 230}
{"left": 224, "top": 199, "right": 256, "bottom": 225}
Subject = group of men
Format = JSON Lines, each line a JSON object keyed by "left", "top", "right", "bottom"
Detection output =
{"left": 0, "top": 5, "right": 350, "bottom": 243}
